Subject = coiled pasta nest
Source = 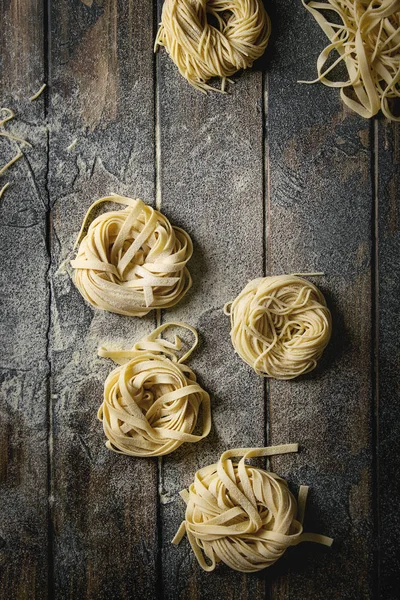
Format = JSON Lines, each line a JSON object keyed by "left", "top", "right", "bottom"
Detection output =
{"left": 173, "top": 445, "right": 333, "bottom": 572}
{"left": 71, "top": 195, "right": 192, "bottom": 317}
{"left": 224, "top": 275, "right": 332, "bottom": 379}
{"left": 98, "top": 323, "right": 211, "bottom": 457}
{"left": 155, "top": 0, "right": 271, "bottom": 92}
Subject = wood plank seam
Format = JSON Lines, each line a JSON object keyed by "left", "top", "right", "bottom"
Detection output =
{"left": 371, "top": 118, "right": 381, "bottom": 600}
{"left": 43, "top": 1, "right": 55, "bottom": 596}
{"left": 154, "top": 5, "right": 164, "bottom": 598}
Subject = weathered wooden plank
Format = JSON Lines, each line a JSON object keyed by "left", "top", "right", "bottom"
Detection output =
{"left": 376, "top": 120, "right": 400, "bottom": 600}
{"left": 2, "top": 0, "right": 392, "bottom": 597}
{"left": 156, "top": 7, "right": 266, "bottom": 597}
{"left": 48, "top": 1, "right": 159, "bottom": 597}
{"left": 266, "top": 1, "right": 374, "bottom": 598}
{"left": 0, "top": 0, "right": 49, "bottom": 598}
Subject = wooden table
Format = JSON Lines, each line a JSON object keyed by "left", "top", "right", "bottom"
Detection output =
{"left": 1, "top": 1, "right": 399, "bottom": 598}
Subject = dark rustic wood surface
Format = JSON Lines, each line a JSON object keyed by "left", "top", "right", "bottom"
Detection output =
{"left": 376, "top": 120, "right": 400, "bottom": 600}
{"left": 266, "top": 3, "right": 374, "bottom": 598}
{"left": 48, "top": 1, "right": 158, "bottom": 598}
{"left": 0, "top": 0, "right": 399, "bottom": 599}
{"left": 0, "top": 1, "right": 49, "bottom": 598}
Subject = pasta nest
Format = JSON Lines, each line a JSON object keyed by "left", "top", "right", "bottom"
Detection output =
{"left": 301, "top": 0, "right": 400, "bottom": 121}
{"left": 224, "top": 275, "right": 332, "bottom": 379}
{"left": 98, "top": 323, "right": 211, "bottom": 457}
{"left": 71, "top": 195, "right": 193, "bottom": 317}
{"left": 173, "top": 445, "right": 333, "bottom": 572}
{"left": 155, "top": 0, "right": 271, "bottom": 92}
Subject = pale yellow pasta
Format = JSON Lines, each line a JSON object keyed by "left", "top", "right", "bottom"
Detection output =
{"left": 29, "top": 83, "right": 47, "bottom": 102}
{"left": 98, "top": 323, "right": 211, "bottom": 457}
{"left": 0, "top": 108, "right": 32, "bottom": 147}
{"left": 224, "top": 275, "right": 332, "bottom": 379}
{"left": 0, "top": 107, "right": 31, "bottom": 180}
{"left": 71, "top": 195, "right": 193, "bottom": 317}
{"left": 173, "top": 445, "right": 333, "bottom": 572}
{"left": 300, "top": 0, "right": 400, "bottom": 121}
{"left": 0, "top": 150, "right": 23, "bottom": 176}
{"left": 155, "top": 0, "right": 271, "bottom": 93}
{"left": 0, "top": 182, "right": 10, "bottom": 199}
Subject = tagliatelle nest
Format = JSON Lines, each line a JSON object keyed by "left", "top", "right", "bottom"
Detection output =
{"left": 71, "top": 195, "right": 193, "bottom": 317}
{"left": 224, "top": 275, "right": 332, "bottom": 379}
{"left": 301, "top": 0, "right": 400, "bottom": 121}
{"left": 155, "top": 0, "right": 271, "bottom": 93}
{"left": 98, "top": 323, "right": 211, "bottom": 457}
{"left": 173, "top": 445, "right": 333, "bottom": 572}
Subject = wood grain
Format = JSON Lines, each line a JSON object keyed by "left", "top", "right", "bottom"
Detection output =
{"left": 1, "top": 0, "right": 399, "bottom": 597}
{"left": 156, "top": 3, "right": 267, "bottom": 596}
{"left": 266, "top": 1, "right": 374, "bottom": 598}
{"left": 0, "top": 1, "right": 49, "bottom": 598}
{"left": 376, "top": 120, "right": 400, "bottom": 600}
{"left": 48, "top": 1, "right": 158, "bottom": 597}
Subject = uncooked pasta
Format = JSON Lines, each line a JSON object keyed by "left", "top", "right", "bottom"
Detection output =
{"left": 0, "top": 182, "right": 10, "bottom": 199}
{"left": 0, "top": 108, "right": 30, "bottom": 180}
{"left": 0, "top": 108, "right": 32, "bottom": 147}
{"left": 300, "top": 0, "right": 400, "bottom": 121}
{"left": 66, "top": 138, "right": 78, "bottom": 151}
{"left": 224, "top": 275, "right": 332, "bottom": 379}
{"left": 98, "top": 322, "right": 211, "bottom": 457}
{"left": 29, "top": 83, "right": 47, "bottom": 102}
{"left": 173, "top": 444, "right": 333, "bottom": 572}
{"left": 0, "top": 150, "right": 23, "bottom": 176}
{"left": 71, "top": 195, "right": 193, "bottom": 316}
{"left": 155, "top": 0, "right": 271, "bottom": 93}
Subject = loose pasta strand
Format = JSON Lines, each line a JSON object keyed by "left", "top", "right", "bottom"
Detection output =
{"left": 29, "top": 83, "right": 47, "bottom": 102}
{"left": 0, "top": 107, "right": 33, "bottom": 147}
{"left": 0, "top": 150, "right": 23, "bottom": 176}
{"left": 0, "top": 182, "right": 10, "bottom": 199}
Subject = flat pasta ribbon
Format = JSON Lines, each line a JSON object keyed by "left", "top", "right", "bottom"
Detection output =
{"left": 155, "top": 0, "right": 271, "bottom": 93}
{"left": 98, "top": 322, "right": 211, "bottom": 457}
{"left": 300, "top": 0, "right": 400, "bottom": 121}
{"left": 224, "top": 275, "right": 332, "bottom": 379}
{"left": 71, "top": 195, "right": 193, "bottom": 316}
{"left": 173, "top": 445, "right": 333, "bottom": 572}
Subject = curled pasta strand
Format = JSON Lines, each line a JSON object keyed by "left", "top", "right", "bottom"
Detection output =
{"left": 224, "top": 275, "right": 332, "bottom": 380}
{"left": 300, "top": 0, "right": 400, "bottom": 121}
{"left": 29, "top": 83, "right": 47, "bottom": 102}
{"left": 71, "top": 195, "right": 193, "bottom": 317}
{"left": 155, "top": 0, "right": 271, "bottom": 93}
{"left": 173, "top": 445, "right": 333, "bottom": 572}
{"left": 99, "top": 321, "right": 199, "bottom": 365}
{"left": 0, "top": 107, "right": 15, "bottom": 127}
{"left": 0, "top": 150, "right": 23, "bottom": 176}
{"left": 0, "top": 108, "right": 32, "bottom": 178}
{"left": 0, "top": 108, "right": 33, "bottom": 147}
{"left": 0, "top": 182, "right": 10, "bottom": 199}
{"left": 98, "top": 322, "right": 211, "bottom": 457}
